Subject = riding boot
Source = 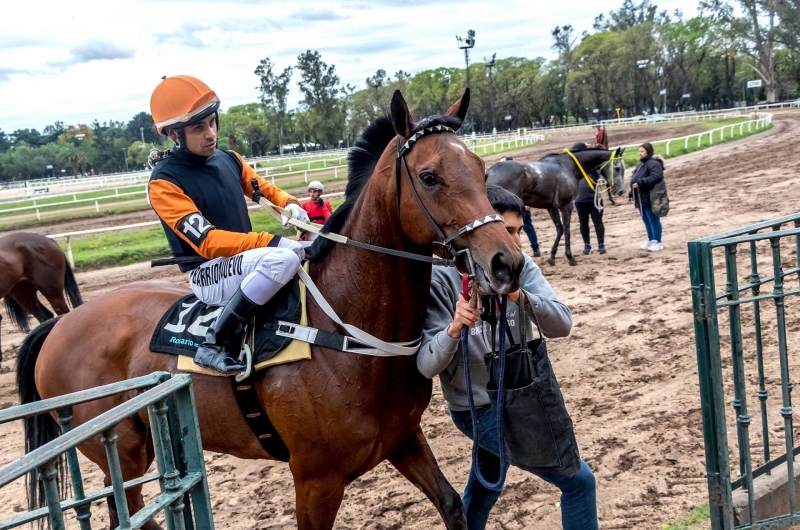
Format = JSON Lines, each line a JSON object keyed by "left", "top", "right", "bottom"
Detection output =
{"left": 194, "top": 288, "right": 258, "bottom": 375}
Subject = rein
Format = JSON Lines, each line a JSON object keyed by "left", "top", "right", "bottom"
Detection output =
{"left": 249, "top": 125, "right": 504, "bottom": 358}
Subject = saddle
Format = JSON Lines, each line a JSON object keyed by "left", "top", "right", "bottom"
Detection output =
{"left": 150, "top": 275, "right": 308, "bottom": 371}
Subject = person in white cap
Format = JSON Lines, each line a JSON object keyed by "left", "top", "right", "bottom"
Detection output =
{"left": 301, "top": 181, "right": 332, "bottom": 241}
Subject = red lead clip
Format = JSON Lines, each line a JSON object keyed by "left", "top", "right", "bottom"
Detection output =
{"left": 461, "top": 273, "right": 471, "bottom": 301}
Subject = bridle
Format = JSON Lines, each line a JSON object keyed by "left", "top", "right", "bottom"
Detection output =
{"left": 255, "top": 124, "right": 503, "bottom": 271}
{"left": 394, "top": 124, "right": 503, "bottom": 272}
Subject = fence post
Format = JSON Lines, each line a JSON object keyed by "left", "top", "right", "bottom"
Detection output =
{"left": 685, "top": 136, "right": 689, "bottom": 150}
{"left": 666, "top": 140, "right": 671, "bottom": 157}
{"left": 36, "top": 208, "right": 41, "bottom": 221}
{"left": 73, "top": 194, "right": 77, "bottom": 202}
{"left": 335, "top": 166, "right": 338, "bottom": 179}
{"left": 697, "top": 133, "right": 702, "bottom": 149}
{"left": 304, "top": 171, "right": 308, "bottom": 184}
{"left": 721, "top": 127, "right": 724, "bottom": 141}
{"left": 95, "top": 200, "right": 99, "bottom": 212}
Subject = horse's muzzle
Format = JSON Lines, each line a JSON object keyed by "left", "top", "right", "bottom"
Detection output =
{"left": 475, "top": 251, "right": 522, "bottom": 295}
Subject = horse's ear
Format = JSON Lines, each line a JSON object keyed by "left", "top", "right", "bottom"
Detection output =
{"left": 445, "top": 88, "right": 470, "bottom": 127}
{"left": 390, "top": 90, "right": 415, "bottom": 138}
{"left": 617, "top": 147, "right": 626, "bottom": 157}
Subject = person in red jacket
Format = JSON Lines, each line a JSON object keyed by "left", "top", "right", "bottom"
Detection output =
{"left": 148, "top": 75, "right": 310, "bottom": 374}
{"left": 301, "top": 181, "right": 332, "bottom": 241}
{"left": 594, "top": 123, "right": 608, "bottom": 149}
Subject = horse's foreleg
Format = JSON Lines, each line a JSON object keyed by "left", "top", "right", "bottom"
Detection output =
{"left": 562, "top": 203, "right": 577, "bottom": 266}
{"left": 547, "top": 208, "right": 564, "bottom": 266}
{"left": 291, "top": 463, "right": 346, "bottom": 530}
{"left": 389, "top": 428, "right": 467, "bottom": 530}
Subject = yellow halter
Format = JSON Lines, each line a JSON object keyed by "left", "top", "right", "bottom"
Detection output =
{"left": 562, "top": 148, "right": 617, "bottom": 191}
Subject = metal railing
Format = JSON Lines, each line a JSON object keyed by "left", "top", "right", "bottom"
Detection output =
{"left": 0, "top": 372, "right": 214, "bottom": 530}
{"left": 689, "top": 213, "right": 800, "bottom": 529}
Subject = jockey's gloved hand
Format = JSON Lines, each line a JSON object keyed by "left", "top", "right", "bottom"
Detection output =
{"left": 315, "top": 197, "right": 324, "bottom": 207}
{"left": 282, "top": 202, "right": 310, "bottom": 228}
{"left": 276, "top": 236, "right": 306, "bottom": 261}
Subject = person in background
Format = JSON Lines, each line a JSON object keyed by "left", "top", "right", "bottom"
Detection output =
{"left": 301, "top": 180, "right": 332, "bottom": 242}
{"left": 629, "top": 142, "right": 665, "bottom": 252}
{"left": 595, "top": 123, "right": 608, "bottom": 149}
{"left": 571, "top": 142, "right": 606, "bottom": 255}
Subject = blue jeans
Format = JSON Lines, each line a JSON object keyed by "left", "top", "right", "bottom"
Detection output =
{"left": 451, "top": 406, "right": 598, "bottom": 530}
{"left": 640, "top": 206, "right": 662, "bottom": 242}
{"left": 523, "top": 210, "right": 540, "bottom": 252}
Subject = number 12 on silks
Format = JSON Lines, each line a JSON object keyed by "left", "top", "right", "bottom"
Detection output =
{"left": 180, "top": 212, "right": 214, "bottom": 246}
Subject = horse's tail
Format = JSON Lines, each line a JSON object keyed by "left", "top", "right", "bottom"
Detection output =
{"left": 16, "top": 315, "right": 67, "bottom": 513}
{"left": 4, "top": 295, "right": 30, "bottom": 334}
{"left": 63, "top": 262, "right": 83, "bottom": 308}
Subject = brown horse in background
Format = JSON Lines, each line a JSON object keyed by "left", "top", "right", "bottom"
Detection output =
{"left": 0, "top": 231, "right": 82, "bottom": 359}
{"left": 16, "top": 90, "right": 523, "bottom": 529}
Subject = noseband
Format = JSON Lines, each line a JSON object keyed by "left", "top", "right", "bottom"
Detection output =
{"left": 395, "top": 125, "right": 503, "bottom": 267}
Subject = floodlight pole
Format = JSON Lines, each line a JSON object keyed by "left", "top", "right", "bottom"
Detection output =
{"left": 456, "top": 30, "right": 476, "bottom": 132}
{"left": 485, "top": 53, "right": 497, "bottom": 133}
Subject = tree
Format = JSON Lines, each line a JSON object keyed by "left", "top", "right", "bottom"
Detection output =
{"left": 0, "top": 129, "right": 10, "bottom": 153}
{"left": 125, "top": 112, "right": 160, "bottom": 144}
{"left": 703, "top": 0, "right": 779, "bottom": 101}
{"left": 10, "top": 128, "right": 44, "bottom": 147}
{"left": 296, "top": 50, "right": 345, "bottom": 148}
{"left": 255, "top": 57, "right": 293, "bottom": 154}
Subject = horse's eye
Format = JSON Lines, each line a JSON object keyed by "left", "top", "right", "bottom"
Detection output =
{"left": 420, "top": 172, "right": 438, "bottom": 187}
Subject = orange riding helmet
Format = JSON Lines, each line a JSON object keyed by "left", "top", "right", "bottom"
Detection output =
{"left": 150, "top": 75, "right": 220, "bottom": 135}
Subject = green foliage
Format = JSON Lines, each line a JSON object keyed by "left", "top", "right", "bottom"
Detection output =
{"left": 661, "top": 504, "right": 710, "bottom": 530}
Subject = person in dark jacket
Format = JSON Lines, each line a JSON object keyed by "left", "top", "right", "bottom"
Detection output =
{"left": 628, "top": 142, "right": 665, "bottom": 252}
{"left": 571, "top": 143, "right": 606, "bottom": 255}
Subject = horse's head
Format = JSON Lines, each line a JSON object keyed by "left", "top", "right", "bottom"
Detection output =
{"left": 599, "top": 147, "right": 626, "bottom": 195}
{"left": 388, "top": 89, "right": 523, "bottom": 295}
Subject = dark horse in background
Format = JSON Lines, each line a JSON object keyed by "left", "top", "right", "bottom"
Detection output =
{"left": 16, "top": 89, "right": 522, "bottom": 529}
{"left": 0, "top": 231, "right": 82, "bottom": 359}
{"left": 487, "top": 147, "right": 626, "bottom": 265}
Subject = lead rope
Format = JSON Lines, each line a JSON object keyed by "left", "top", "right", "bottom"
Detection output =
{"left": 462, "top": 294, "right": 509, "bottom": 491}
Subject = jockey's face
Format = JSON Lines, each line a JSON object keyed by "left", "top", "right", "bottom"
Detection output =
{"left": 499, "top": 210, "right": 524, "bottom": 249}
{"left": 309, "top": 189, "right": 322, "bottom": 200}
{"left": 168, "top": 114, "right": 217, "bottom": 157}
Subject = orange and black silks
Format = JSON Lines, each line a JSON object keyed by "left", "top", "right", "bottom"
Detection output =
{"left": 149, "top": 149, "right": 298, "bottom": 272}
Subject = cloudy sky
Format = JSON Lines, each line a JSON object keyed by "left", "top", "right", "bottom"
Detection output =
{"left": 0, "top": 0, "right": 700, "bottom": 132}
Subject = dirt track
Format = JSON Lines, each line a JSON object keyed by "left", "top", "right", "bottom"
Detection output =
{"left": 0, "top": 110, "right": 798, "bottom": 528}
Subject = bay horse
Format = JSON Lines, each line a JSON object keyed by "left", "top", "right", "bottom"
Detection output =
{"left": 486, "top": 146, "right": 625, "bottom": 266}
{"left": 0, "top": 231, "right": 82, "bottom": 360}
{"left": 16, "top": 89, "right": 523, "bottom": 529}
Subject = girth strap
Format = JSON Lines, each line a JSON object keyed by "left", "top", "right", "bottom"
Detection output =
{"left": 231, "top": 377, "right": 290, "bottom": 462}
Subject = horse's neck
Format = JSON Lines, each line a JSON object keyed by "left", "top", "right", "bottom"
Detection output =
{"left": 311, "top": 181, "right": 432, "bottom": 343}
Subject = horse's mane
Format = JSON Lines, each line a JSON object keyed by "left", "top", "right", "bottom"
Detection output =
{"left": 308, "top": 114, "right": 462, "bottom": 263}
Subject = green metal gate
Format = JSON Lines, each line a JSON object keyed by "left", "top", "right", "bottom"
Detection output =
{"left": 690, "top": 213, "right": 800, "bottom": 529}
{"left": 0, "top": 372, "right": 214, "bottom": 529}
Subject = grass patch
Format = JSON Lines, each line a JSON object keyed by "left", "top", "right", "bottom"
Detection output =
{"left": 662, "top": 505, "right": 710, "bottom": 530}
{"left": 621, "top": 121, "right": 772, "bottom": 167}
{"left": 0, "top": 185, "right": 148, "bottom": 218}
{"left": 65, "top": 198, "right": 345, "bottom": 271}
{"left": 0, "top": 202, "right": 153, "bottom": 233}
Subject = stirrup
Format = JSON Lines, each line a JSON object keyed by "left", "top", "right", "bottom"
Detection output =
{"left": 234, "top": 320, "right": 256, "bottom": 382}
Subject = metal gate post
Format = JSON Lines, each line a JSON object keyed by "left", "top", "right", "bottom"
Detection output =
{"left": 689, "top": 241, "right": 735, "bottom": 528}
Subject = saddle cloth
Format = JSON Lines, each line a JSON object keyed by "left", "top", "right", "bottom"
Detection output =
{"left": 149, "top": 274, "right": 311, "bottom": 376}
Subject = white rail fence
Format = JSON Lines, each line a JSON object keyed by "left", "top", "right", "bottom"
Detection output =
{"left": 617, "top": 112, "right": 774, "bottom": 154}
{"left": 49, "top": 192, "right": 346, "bottom": 269}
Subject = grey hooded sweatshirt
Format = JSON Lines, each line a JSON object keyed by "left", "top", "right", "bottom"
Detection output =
{"left": 418, "top": 254, "right": 572, "bottom": 411}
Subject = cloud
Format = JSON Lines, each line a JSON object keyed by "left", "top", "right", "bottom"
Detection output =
{"left": 48, "top": 40, "right": 135, "bottom": 68}
{"left": 153, "top": 22, "right": 212, "bottom": 48}
{"left": 0, "top": 67, "right": 27, "bottom": 83}
{"left": 289, "top": 9, "right": 349, "bottom": 21}
{"left": 0, "top": 35, "right": 53, "bottom": 50}
{"left": 326, "top": 38, "right": 407, "bottom": 55}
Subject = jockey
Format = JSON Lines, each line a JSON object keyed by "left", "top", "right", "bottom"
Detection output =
{"left": 147, "top": 75, "right": 310, "bottom": 375}
{"left": 301, "top": 181, "right": 332, "bottom": 242}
